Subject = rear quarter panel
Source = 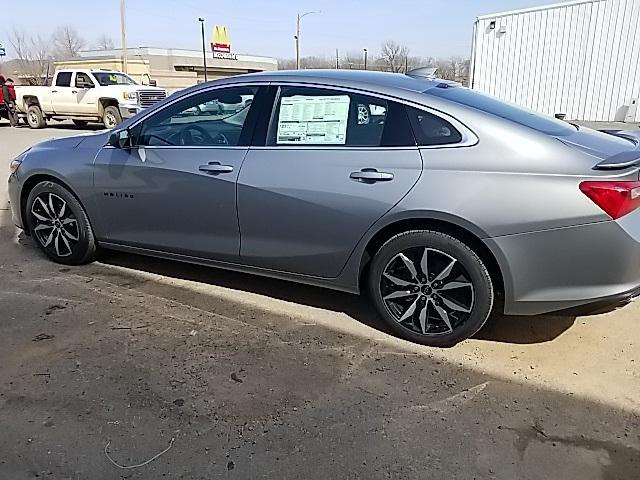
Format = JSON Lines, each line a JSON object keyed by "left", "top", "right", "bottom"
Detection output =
{"left": 15, "top": 86, "right": 53, "bottom": 113}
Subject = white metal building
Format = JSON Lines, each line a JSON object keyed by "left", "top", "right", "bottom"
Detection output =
{"left": 470, "top": 0, "right": 640, "bottom": 122}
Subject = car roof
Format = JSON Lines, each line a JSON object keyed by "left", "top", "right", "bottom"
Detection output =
{"left": 215, "top": 69, "right": 447, "bottom": 95}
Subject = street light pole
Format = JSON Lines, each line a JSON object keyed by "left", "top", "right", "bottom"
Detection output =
{"left": 295, "top": 11, "right": 319, "bottom": 70}
{"left": 120, "top": 0, "right": 128, "bottom": 73}
{"left": 198, "top": 17, "right": 208, "bottom": 82}
{"left": 363, "top": 48, "right": 368, "bottom": 70}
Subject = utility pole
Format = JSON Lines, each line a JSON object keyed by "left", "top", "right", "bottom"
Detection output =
{"left": 335, "top": 49, "right": 339, "bottom": 69}
{"left": 120, "top": 0, "right": 128, "bottom": 73}
{"left": 199, "top": 18, "right": 208, "bottom": 82}
{"left": 295, "top": 11, "right": 319, "bottom": 70}
{"left": 363, "top": 48, "right": 368, "bottom": 70}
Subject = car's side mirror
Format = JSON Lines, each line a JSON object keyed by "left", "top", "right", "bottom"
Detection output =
{"left": 108, "top": 129, "right": 131, "bottom": 149}
{"left": 149, "top": 79, "right": 157, "bottom": 87}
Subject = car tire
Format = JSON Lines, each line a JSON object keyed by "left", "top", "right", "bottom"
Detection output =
{"left": 26, "top": 105, "right": 46, "bottom": 129}
{"left": 26, "top": 181, "right": 97, "bottom": 265}
{"left": 368, "top": 230, "right": 494, "bottom": 347}
{"left": 103, "top": 106, "right": 122, "bottom": 129}
{"left": 73, "top": 119, "right": 89, "bottom": 127}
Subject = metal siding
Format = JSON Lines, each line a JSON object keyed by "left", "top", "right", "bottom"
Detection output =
{"left": 628, "top": 0, "right": 640, "bottom": 121}
{"left": 471, "top": 0, "right": 639, "bottom": 122}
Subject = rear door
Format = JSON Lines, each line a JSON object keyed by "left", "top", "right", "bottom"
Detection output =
{"left": 50, "top": 72, "right": 76, "bottom": 114}
{"left": 237, "top": 84, "right": 423, "bottom": 278}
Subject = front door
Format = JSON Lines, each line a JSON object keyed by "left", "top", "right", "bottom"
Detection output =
{"left": 73, "top": 72, "right": 98, "bottom": 115}
{"left": 93, "top": 84, "right": 264, "bottom": 262}
{"left": 237, "top": 85, "right": 423, "bottom": 278}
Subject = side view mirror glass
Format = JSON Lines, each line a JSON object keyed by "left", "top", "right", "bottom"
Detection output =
{"left": 108, "top": 129, "right": 131, "bottom": 149}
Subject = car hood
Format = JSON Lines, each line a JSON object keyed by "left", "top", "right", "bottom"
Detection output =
{"left": 32, "top": 130, "right": 110, "bottom": 151}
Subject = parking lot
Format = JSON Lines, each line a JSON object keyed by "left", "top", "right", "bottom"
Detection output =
{"left": 1, "top": 120, "right": 638, "bottom": 479}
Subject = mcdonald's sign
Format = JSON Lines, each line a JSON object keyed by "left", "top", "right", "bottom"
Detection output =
{"left": 211, "top": 25, "right": 231, "bottom": 53}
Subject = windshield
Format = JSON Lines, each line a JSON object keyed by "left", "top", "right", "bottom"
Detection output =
{"left": 92, "top": 72, "right": 138, "bottom": 86}
{"left": 426, "top": 86, "right": 576, "bottom": 136}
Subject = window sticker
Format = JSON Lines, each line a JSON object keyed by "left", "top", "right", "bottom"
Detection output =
{"left": 277, "top": 95, "right": 350, "bottom": 145}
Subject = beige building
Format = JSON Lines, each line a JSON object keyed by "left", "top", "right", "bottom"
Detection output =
{"left": 54, "top": 47, "right": 277, "bottom": 91}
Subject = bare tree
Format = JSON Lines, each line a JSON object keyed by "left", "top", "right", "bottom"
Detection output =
{"left": 7, "top": 29, "right": 53, "bottom": 85}
{"left": 95, "top": 34, "right": 115, "bottom": 51}
{"left": 341, "top": 51, "right": 364, "bottom": 70}
{"left": 278, "top": 55, "right": 334, "bottom": 70}
{"left": 52, "top": 25, "right": 85, "bottom": 59}
{"left": 379, "top": 40, "right": 409, "bottom": 73}
{"left": 300, "top": 55, "right": 333, "bottom": 69}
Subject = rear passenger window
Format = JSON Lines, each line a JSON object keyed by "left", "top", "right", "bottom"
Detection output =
{"left": 406, "top": 106, "right": 462, "bottom": 146}
{"left": 269, "top": 86, "right": 415, "bottom": 147}
{"left": 55, "top": 72, "right": 72, "bottom": 87}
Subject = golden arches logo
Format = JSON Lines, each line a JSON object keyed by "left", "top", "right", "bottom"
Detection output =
{"left": 211, "top": 26, "right": 231, "bottom": 53}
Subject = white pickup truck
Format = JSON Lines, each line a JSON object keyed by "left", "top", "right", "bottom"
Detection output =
{"left": 15, "top": 69, "right": 168, "bottom": 129}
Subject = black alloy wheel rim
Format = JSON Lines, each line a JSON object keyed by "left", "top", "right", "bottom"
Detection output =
{"left": 380, "top": 247, "right": 475, "bottom": 336}
{"left": 31, "top": 192, "right": 80, "bottom": 258}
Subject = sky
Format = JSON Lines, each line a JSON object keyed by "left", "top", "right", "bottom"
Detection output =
{"left": 0, "top": 0, "right": 572, "bottom": 60}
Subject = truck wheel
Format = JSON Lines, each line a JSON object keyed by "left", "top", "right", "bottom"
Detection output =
{"left": 103, "top": 106, "right": 122, "bottom": 129}
{"left": 26, "top": 105, "right": 46, "bottom": 129}
{"left": 72, "top": 120, "right": 89, "bottom": 127}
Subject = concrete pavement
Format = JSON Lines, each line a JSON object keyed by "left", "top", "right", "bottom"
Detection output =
{"left": 0, "top": 120, "right": 638, "bottom": 479}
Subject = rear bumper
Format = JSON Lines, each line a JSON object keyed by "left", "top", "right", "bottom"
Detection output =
{"left": 549, "top": 284, "right": 640, "bottom": 316}
{"left": 486, "top": 216, "right": 640, "bottom": 315}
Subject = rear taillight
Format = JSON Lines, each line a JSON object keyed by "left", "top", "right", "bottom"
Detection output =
{"left": 579, "top": 181, "right": 640, "bottom": 219}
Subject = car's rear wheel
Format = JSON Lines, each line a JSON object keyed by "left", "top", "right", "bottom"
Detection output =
{"left": 368, "top": 230, "right": 494, "bottom": 347}
{"left": 26, "top": 181, "right": 97, "bottom": 265}
{"left": 103, "top": 106, "right": 122, "bottom": 129}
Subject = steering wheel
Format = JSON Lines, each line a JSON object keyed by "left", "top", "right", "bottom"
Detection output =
{"left": 357, "top": 103, "right": 371, "bottom": 125}
{"left": 179, "top": 124, "right": 229, "bottom": 146}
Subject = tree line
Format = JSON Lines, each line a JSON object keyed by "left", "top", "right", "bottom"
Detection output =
{"left": 279, "top": 41, "right": 471, "bottom": 85}
{"left": 1, "top": 26, "right": 114, "bottom": 85}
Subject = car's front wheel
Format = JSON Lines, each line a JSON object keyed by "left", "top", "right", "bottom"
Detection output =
{"left": 102, "top": 106, "right": 122, "bottom": 129}
{"left": 26, "top": 181, "right": 97, "bottom": 265}
{"left": 368, "top": 230, "right": 494, "bottom": 347}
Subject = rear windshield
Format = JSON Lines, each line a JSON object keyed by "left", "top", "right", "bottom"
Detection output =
{"left": 426, "top": 86, "right": 576, "bottom": 136}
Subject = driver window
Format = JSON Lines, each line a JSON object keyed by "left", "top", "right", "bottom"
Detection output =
{"left": 137, "top": 86, "right": 258, "bottom": 147}
{"left": 75, "top": 73, "right": 94, "bottom": 88}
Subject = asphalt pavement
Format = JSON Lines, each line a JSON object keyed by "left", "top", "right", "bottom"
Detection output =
{"left": 0, "top": 120, "right": 638, "bottom": 479}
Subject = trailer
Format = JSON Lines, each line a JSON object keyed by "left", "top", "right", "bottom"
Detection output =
{"left": 470, "top": 0, "right": 640, "bottom": 122}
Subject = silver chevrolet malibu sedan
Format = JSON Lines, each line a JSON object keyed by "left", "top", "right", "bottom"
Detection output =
{"left": 8, "top": 70, "right": 640, "bottom": 346}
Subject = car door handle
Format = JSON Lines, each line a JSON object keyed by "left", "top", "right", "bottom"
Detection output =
{"left": 350, "top": 169, "right": 394, "bottom": 182}
{"left": 198, "top": 162, "right": 234, "bottom": 174}
{"left": 51, "top": 90, "right": 58, "bottom": 93}
{"left": 71, "top": 90, "right": 78, "bottom": 94}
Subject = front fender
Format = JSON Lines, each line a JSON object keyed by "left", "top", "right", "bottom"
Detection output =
{"left": 16, "top": 144, "right": 104, "bottom": 237}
